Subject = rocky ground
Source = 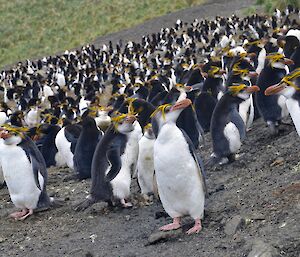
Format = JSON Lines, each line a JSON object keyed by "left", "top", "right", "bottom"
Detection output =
{"left": 1, "top": 0, "right": 300, "bottom": 256}
{"left": 0, "top": 117, "right": 299, "bottom": 257}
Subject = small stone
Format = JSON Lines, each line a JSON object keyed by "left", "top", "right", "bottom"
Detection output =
{"left": 125, "top": 215, "right": 130, "bottom": 221}
{"left": 247, "top": 239, "right": 278, "bottom": 257}
{"left": 224, "top": 215, "right": 244, "bottom": 236}
{"left": 0, "top": 236, "right": 6, "bottom": 243}
{"left": 270, "top": 157, "right": 284, "bottom": 167}
{"left": 146, "top": 229, "right": 182, "bottom": 245}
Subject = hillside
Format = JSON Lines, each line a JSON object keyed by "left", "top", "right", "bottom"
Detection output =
{"left": 0, "top": 0, "right": 299, "bottom": 257}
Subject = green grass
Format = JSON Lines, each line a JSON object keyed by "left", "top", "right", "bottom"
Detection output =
{"left": 256, "top": 0, "right": 300, "bottom": 13}
{"left": 0, "top": 0, "right": 205, "bottom": 69}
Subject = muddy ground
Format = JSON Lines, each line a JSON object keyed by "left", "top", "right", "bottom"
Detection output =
{"left": 1, "top": 0, "right": 300, "bottom": 256}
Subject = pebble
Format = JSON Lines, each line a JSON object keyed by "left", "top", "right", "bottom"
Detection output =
{"left": 247, "top": 239, "right": 278, "bottom": 257}
{"left": 224, "top": 215, "right": 244, "bottom": 236}
{"left": 146, "top": 229, "right": 182, "bottom": 245}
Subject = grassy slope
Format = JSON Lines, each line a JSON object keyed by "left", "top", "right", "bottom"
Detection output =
{"left": 0, "top": 0, "right": 205, "bottom": 69}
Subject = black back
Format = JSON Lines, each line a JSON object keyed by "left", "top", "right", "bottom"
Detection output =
{"left": 73, "top": 117, "right": 101, "bottom": 180}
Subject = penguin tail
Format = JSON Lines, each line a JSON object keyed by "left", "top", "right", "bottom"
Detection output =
{"left": 74, "top": 195, "right": 96, "bottom": 212}
{"left": 49, "top": 197, "right": 64, "bottom": 208}
{"left": 205, "top": 154, "right": 221, "bottom": 168}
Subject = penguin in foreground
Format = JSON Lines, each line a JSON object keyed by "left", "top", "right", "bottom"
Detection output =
{"left": 75, "top": 113, "right": 137, "bottom": 211}
{"left": 0, "top": 160, "right": 4, "bottom": 189}
{"left": 0, "top": 125, "right": 50, "bottom": 220}
{"left": 137, "top": 123, "right": 156, "bottom": 196}
{"left": 151, "top": 99, "right": 206, "bottom": 235}
{"left": 265, "top": 68, "right": 300, "bottom": 136}
{"left": 209, "top": 84, "right": 260, "bottom": 165}
{"left": 73, "top": 115, "right": 102, "bottom": 180}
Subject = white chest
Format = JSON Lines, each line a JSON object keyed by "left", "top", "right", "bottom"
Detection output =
{"left": 286, "top": 98, "right": 300, "bottom": 136}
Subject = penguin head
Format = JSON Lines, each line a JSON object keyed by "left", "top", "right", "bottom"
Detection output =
{"left": 143, "top": 123, "right": 155, "bottom": 139}
{"left": 151, "top": 99, "right": 192, "bottom": 127}
{"left": 175, "top": 84, "right": 192, "bottom": 93}
{"left": 0, "top": 125, "right": 28, "bottom": 145}
{"left": 266, "top": 53, "right": 294, "bottom": 69}
{"left": 265, "top": 68, "right": 300, "bottom": 98}
{"left": 228, "top": 84, "right": 260, "bottom": 100}
{"left": 111, "top": 113, "right": 136, "bottom": 134}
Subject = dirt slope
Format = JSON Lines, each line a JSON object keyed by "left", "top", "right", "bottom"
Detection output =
{"left": 1, "top": 1, "right": 300, "bottom": 256}
{"left": 0, "top": 117, "right": 299, "bottom": 257}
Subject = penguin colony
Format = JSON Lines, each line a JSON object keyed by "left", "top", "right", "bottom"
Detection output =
{"left": 0, "top": 5, "right": 299, "bottom": 235}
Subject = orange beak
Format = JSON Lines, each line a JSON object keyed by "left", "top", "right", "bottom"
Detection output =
{"left": 283, "top": 58, "right": 294, "bottom": 65}
{"left": 125, "top": 115, "right": 136, "bottom": 124}
{"left": 171, "top": 99, "right": 192, "bottom": 111}
{"left": 185, "top": 86, "right": 192, "bottom": 92}
{"left": 245, "top": 85, "right": 260, "bottom": 93}
{"left": 0, "top": 130, "right": 11, "bottom": 139}
{"left": 248, "top": 71, "right": 258, "bottom": 78}
{"left": 265, "top": 83, "right": 285, "bottom": 96}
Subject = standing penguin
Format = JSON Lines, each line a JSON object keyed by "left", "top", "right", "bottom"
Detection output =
{"left": 55, "top": 122, "right": 82, "bottom": 169}
{"left": 0, "top": 125, "right": 50, "bottom": 220}
{"left": 210, "top": 84, "right": 260, "bottom": 165}
{"left": 75, "top": 113, "right": 138, "bottom": 210}
{"left": 255, "top": 53, "right": 293, "bottom": 135}
{"left": 73, "top": 115, "right": 102, "bottom": 180}
{"left": 265, "top": 68, "right": 300, "bottom": 136}
{"left": 38, "top": 122, "right": 61, "bottom": 168}
{"left": 137, "top": 124, "right": 156, "bottom": 196}
{"left": 151, "top": 99, "right": 206, "bottom": 235}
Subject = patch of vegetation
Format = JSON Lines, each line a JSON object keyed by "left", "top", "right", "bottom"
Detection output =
{"left": 0, "top": 0, "right": 205, "bottom": 69}
{"left": 256, "top": 0, "right": 300, "bottom": 13}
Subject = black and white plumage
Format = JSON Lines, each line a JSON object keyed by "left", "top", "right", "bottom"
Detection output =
{"left": 0, "top": 129, "right": 50, "bottom": 220}
{"left": 152, "top": 99, "right": 206, "bottom": 235}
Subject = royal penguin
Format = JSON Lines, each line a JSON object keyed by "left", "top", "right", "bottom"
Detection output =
{"left": 38, "top": 123, "right": 61, "bottom": 168}
{"left": 0, "top": 125, "right": 50, "bottom": 220}
{"left": 265, "top": 68, "right": 300, "bottom": 136}
{"left": 75, "top": 113, "right": 138, "bottom": 210}
{"left": 137, "top": 123, "right": 156, "bottom": 196}
{"left": 73, "top": 115, "right": 102, "bottom": 180}
{"left": 210, "top": 84, "right": 260, "bottom": 165}
{"left": 151, "top": 99, "right": 206, "bottom": 234}
{"left": 255, "top": 53, "right": 294, "bottom": 135}
{"left": 55, "top": 122, "right": 82, "bottom": 169}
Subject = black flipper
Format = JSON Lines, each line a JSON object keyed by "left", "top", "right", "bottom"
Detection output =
{"left": 180, "top": 129, "right": 207, "bottom": 196}
{"left": 105, "top": 145, "right": 122, "bottom": 182}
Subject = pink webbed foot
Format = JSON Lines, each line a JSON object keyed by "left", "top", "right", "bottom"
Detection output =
{"left": 159, "top": 217, "right": 181, "bottom": 231}
{"left": 186, "top": 219, "right": 202, "bottom": 235}
{"left": 9, "top": 209, "right": 28, "bottom": 219}
{"left": 17, "top": 209, "right": 33, "bottom": 221}
{"left": 9, "top": 209, "right": 33, "bottom": 221}
{"left": 120, "top": 199, "right": 133, "bottom": 208}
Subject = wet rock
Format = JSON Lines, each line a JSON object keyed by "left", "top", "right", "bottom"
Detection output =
{"left": 224, "top": 215, "right": 244, "bottom": 236}
{"left": 247, "top": 240, "right": 278, "bottom": 257}
{"left": 146, "top": 229, "right": 182, "bottom": 245}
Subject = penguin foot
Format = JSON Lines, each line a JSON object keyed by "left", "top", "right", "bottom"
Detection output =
{"left": 10, "top": 208, "right": 33, "bottom": 221}
{"left": 159, "top": 217, "right": 181, "bottom": 231}
{"left": 120, "top": 199, "right": 133, "bottom": 208}
{"left": 17, "top": 209, "right": 33, "bottom": 221}
{"left": 186, "top": 219, "right": 202, "bottom": 235}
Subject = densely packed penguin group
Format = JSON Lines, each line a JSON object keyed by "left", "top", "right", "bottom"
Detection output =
{"left": 0, "top": 5, "right": 299, "bottom": 234}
